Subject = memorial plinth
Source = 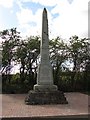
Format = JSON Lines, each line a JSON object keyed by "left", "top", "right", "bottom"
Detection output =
{"left": 25, "top": 8, "right": 68, "bottom": 105}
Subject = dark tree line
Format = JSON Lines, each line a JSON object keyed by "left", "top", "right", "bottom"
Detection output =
{"left": 0, "top": 28, "right": 90, "bottom": 93}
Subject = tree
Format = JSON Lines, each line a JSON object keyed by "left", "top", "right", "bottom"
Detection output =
{"left": 0, "top": 28, "right": 21, "bottom": 84}
{"left": 68, "top": 35, "right": 90, "bottom": 89}
{"left": 68, "top": 36, "right": 89, "bottom": 71}
{"left": 15, "top": 36, "right": 40, "bottom": 85}
{"left": 26, "top": 36, "right": 40, "bottom": 75}
{"left": 49, "top": 37, "right": 68, "bottom": 84}
{"left": 16, "top": 40, "right": 27, "bottom": 83}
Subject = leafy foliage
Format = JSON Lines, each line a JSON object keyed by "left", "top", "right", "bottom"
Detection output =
{"left": 68, "top": 35, "right": 90, "bottom": 71}
{"left": 49, "top": 37, "right": 68, "bottom": 84}
{"left": 0, "top": 28, "right": 21, "bottom": 83}
{"left": 0, "top": 28, "right": 89, "bottom": 93}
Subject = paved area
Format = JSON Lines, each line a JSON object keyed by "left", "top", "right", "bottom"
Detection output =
{"left": 0, "top": 92, "right": 89, "bottom": 118}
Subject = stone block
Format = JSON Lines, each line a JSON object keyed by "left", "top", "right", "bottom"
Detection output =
{"left": 25, "top": 90, "right": 68, "bottom": 105}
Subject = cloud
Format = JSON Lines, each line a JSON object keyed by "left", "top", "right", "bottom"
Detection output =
{"left": 19, "top": 0, "right": 58, "bottom": 6}
{"left": 0, "top": 0, "right": 14, "bottom": 8}
{"left": 67, "top": 0, "right": 74, "bottom": 4}
{"left": 16, "top": 6, "right": 42, "bottom": 37}
{"left": 16, "top": 0, "right": 89, "bottom": 39}
{"left": 50, "top": 0, "right": 89, "bottom": 39}
{"left": 31, "top": 0, "right": 58, "bottom": 6}
{"left": 16, "top": 8, "right": 34, "bottom": 24}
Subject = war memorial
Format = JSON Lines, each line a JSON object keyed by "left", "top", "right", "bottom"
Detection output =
{"left": 1, "top": 8, "right": 88, "bottom": 120}
{"left": 25, "top": 8, "right": 68, "bottom": 105}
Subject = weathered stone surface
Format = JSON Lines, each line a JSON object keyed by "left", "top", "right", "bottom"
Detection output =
{"left": 34, "top": 84, "right": 58, "bottom": 92}
{"left": 25, "top": 90, "right": 68, "bottom": 105}
{"left": 33, "top": 8, "right": 55, "bottom": 91}
{"left": 25, "top": 8, "right": 68, "bottom": 105}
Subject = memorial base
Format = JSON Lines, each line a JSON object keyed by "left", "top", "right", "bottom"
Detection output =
{"left": 34, "top": 84, "right": 58, "bottom": 91}
{"left": 25, "top": 90, "right": 68, "bottom": 105}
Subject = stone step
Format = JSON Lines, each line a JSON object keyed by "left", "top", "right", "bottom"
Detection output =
{"left": 25, "top": 90, "right": 68, "bottom": 105}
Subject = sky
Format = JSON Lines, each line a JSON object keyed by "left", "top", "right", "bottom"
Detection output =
{"left": 0, "top": 0, "right": 89, "bottom": 41}
{"left": 0, "top": 0, "right": 89, "bottom": 74}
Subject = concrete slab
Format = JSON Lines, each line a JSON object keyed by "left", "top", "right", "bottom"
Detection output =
{"left": 0, "top": 92, "right": 89, "bottom": 119}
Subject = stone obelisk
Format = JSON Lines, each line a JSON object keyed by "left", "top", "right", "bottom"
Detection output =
{"left": 25, "top": 8, "right": 68, "bottom": 105}
{"left": 34, "top": 8, "right": 57, "bottom": 91}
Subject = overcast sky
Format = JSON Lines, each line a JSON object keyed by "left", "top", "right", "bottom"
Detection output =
{"left": 0, "top": 0, "right": 89, "bottom": 40}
